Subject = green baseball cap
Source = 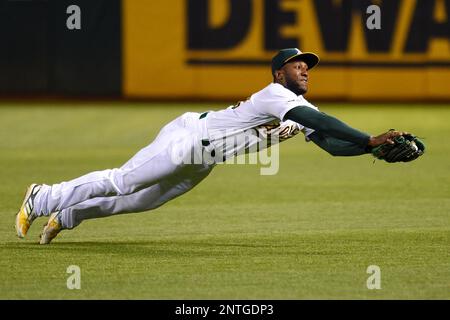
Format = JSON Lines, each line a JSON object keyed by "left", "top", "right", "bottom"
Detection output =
{"left": 271, "top": 48, "right": 320, "bottom": 75}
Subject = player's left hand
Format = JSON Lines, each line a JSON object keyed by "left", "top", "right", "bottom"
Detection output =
{"left": 371, "top": 131, "right": 425, "bottom": 163}
{"left": 368, "top": 129, "right": 407, "bottom": 147}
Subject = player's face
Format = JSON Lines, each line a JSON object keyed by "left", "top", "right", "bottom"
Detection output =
{"left": 278, "top": 60, "right": 309, "bottom": 95}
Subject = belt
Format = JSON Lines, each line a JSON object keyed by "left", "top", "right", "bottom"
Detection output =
{"left": 199, "top": 111, "right": 209, "bottom": 119}
{"left": 199, "top": 112, "right": 210, "bottom": 146}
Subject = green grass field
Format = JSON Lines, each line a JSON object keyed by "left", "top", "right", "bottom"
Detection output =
{"left": 0, "top": 102, "right": 449, "bottom": 299}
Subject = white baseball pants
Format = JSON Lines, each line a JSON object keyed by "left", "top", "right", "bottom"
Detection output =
{"left": 33, "top": 112, "right": 215, "bottom": 229}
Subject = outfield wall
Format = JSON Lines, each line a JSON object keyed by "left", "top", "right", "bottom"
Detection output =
{"left": 0, "top": 0, "right": 122, "bottom": 96}
{"left": 0, "top": 0, "right": 449, "bottom": 101}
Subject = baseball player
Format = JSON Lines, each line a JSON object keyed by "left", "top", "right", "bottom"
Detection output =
{"left": 15, "top": 48, "right": 406, "bottom": 244}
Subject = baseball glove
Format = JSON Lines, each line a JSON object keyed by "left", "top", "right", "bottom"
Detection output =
{"left": 371, "top": 132, "right": 425, "bottom": 163}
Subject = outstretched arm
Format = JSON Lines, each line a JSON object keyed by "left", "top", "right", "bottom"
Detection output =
{"left": 308, "top": 131, "right": 370, "bottom": 156}
{"left": 284, "top": 106, "right": 406, "bottom": 148}
{"left": 284, "top": 106, "right": 370, "bottom": 146}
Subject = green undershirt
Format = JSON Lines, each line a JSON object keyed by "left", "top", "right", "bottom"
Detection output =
{"left": 308, "top": 131, "right": 370, "bottom": 156}
{"left": 284, "top": 106, "right": 371, "bottom": 156}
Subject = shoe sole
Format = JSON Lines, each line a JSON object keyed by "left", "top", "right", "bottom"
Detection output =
{"left": 39, "top": 212, "right": 61, "bottom": 245}
{"left": 15, "top": 184, "right": 39, "bottom": 238}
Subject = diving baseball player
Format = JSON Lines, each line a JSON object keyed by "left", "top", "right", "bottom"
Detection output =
{"left": 15, "top": 48, "right": 408, "bottom": 244}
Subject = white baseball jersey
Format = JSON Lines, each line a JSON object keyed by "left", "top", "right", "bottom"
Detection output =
{"left": 33, "top": 83, "right": 319, "bottom": 230}
{"left": 205, "top": 83, "right": 319, "bottom": 159}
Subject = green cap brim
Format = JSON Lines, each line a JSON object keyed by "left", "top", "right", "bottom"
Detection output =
{"left": 282, "top": 52, "right": 320, "bottom": 70}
